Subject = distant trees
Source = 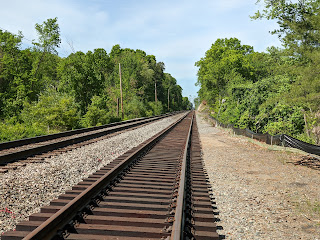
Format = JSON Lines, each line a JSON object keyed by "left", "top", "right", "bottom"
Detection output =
{"left": 0, "top": 18, "right": 191, "bottom": 142}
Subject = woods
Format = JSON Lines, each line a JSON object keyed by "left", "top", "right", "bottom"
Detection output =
{"left": 0, "top": 18, "right": 191, "bottom": 142}
{"left": 195, "top": 0, "right": 320, "bottom": 144}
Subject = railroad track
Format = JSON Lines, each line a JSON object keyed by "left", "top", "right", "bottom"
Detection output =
{"left": 0, "top": 112, "right": 180, "bottom": 173}
{"left": 2, "top": 111, "right": 219, "bottom": 240}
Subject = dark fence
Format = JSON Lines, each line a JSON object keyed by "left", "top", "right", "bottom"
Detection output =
{"left": 281, "top": 134, "right": 320, "bottom": 156}
{"left": 208, "top": 116, "right": 320, "bottom": 156}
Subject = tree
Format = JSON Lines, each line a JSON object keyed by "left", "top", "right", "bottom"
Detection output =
{"left": 194, "top": 2, "right": 320, "bottom": 143}
{"left": 252, "top": 0, "right": 320, "bottom": 142}
{"left": 58, "top": 50, "right": 106, "bottom": 114}
{"left": 32, "top": 18, "right": 61, "bottom": 91}
{"left": 195, "top": 38, "right": 255, "bottom": 106}
{"left": 0, "top": 30, "right": 33, "bottom": 117}
{"left": 33, "top": 17, "right": 61, "bottom": 54}
{"left": 252, "top": 0, "right": 320, "bottom": 54}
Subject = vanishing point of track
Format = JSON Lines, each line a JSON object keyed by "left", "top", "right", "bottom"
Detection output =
{"left": 2, "top": 111, "right": 219, "bottom": 239}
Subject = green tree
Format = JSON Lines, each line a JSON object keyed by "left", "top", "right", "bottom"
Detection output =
{"left": 0, "top": 30, "right": 33, "bottom": 117}
{"left": 33, "top": 17, "right": 61, "bottom": 54}
{"left": 194, "top": 2, "right": 320, "bottom": 143}
{"left": 32, "top": 17, "right": 61, "bottom": 92}
{"left": 252, "top": 0, "right": 320, "bottom": 54}
{"left": 0, "top": 27, "right": 189, "bottom": 142}
{"left": 195, "top": 38, "right": 255, "bottom": 107}
{"left": 58, "top": 50, "right": 106, "bottom": 113}
{"left": 252, "top": 0, "right": 320, "bottom": 141}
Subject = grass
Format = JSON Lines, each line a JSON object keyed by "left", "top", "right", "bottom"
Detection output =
{"left": 290, "top": 193, "right": 320, "bottom": 223}
{"left": 310, "top": 201, "right": 320, "bottom": 215}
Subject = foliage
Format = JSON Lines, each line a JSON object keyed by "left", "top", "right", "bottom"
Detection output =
{"left": 58, "top": 50, "right": 106, "bottom": 114}
{"left": 0, "top": 18, "right": 191, "bottom": 142}
{"left": 147, "top": 101, "right": 164, "bottom": 116}
{"left": 126, "top": 97, "right": 148, "bottom": 119}
{"left": 195, "top": 36, "right": 318, "bottom": 142}
{"left": 0, "top": 30, "right": 33, "bottom": 117}
{"left": 31, "top": 17, "right": 61, "bottom": 91}
{"left": 21, "top": 90, "right": 80, "bottom": 132}
{"left": 194, "top": 1, "right": 320, "bottom": 143}
{"left": 0, "top": 119, "right": 47, "bottom": 142}
{"left": 262, "top": 104, "right": 304, "bottom": 135}
{"left": 80, "top": 96, "right": 120, "bottom": 127}
{"left": 252, "top": 0, "right": 320, "bottom": 55}
{"left": 195, "top": 38, "right": 255, "bottom": 106}
{"left": 33, "top": 17, "right": 61, "bottom": 54}
{"left": 194, "top": 0, "right": 320, "bottom": 143}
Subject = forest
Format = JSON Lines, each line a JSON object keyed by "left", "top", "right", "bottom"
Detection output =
{"left": 0, "top": 18, "right": 191, "bottom": 142}
{"left": 195, "top": 0, "right": 320, "bottom": 144}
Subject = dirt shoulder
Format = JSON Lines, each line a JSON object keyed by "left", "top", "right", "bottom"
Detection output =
{"left": 196, "top": 112, "right": 320, "bottom": 240}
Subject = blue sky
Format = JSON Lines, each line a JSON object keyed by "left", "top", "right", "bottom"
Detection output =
{"left": 1, "top": 0, "right": 281, "bottom": 102}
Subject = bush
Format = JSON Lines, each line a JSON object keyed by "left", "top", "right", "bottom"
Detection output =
{"left": 80, "top": 96, "right": 115, "bottom": 127}
{"left": 147, "top": 101, "right": 163, "bottom": 116}
{"left": 295, "top": 133, "right": 315, "bottom": 144}
{"left": 262, "top": 104, "right": 304, "bottom": 136}
{"left": 0, "top": 119, "right": 47, "bottom": 142}
{"left": 21, "top": 91, "right": 81, "bottom": 132}
{"left": 238, "top": 110, "right": 250, "bottom": 129}
{"left": 217, "top": 101, "right": 242, "bottom": 127}
{"left": 126, "top": 97, "right": 147, "bottom": 119}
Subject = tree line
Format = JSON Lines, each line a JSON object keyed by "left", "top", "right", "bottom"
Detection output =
{"left": 195, "top": 0, "right": 320, "bottom": 144}
{"left": 0, "top": 18, "right": 191, "bottom": 142}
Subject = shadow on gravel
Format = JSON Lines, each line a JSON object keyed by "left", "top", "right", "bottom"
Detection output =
{"left": 213, "top": 215, "right": 226, "bottom": 239}
{"left": 207, "top": 183, "right": 226, "bottom": 239}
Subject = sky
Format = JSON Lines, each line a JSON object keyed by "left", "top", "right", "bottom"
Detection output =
{"left": 0, "top": 0, "right": 282, "bottom": 102}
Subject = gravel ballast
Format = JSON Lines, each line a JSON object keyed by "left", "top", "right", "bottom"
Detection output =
{"left": 197, "top": 112, "right": 320, "bottom": 240}
{"left": 0, "top": 113, "right": 184, "bottom": 236}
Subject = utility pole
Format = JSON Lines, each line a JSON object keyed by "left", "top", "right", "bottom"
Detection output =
{"left": 117, "top": 98, "right": 119, "bottom": 117}
{"left": 119, "top": 63, "right": 124, "bottom": 119}
{"left": 155, "top": 80, "right": 157, "bottom": 102}
{"left": 168, "top": 87, "right": 170, "bottom": 111}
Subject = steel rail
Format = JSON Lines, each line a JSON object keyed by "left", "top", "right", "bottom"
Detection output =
{"left": 0, "top": 112, "right": 182, "bottom": 165}
{"left": 22, "top": 112, "right": 189, "bottom": 240}
{"left": 170, "top": 112, "right": 194, "bottom": 240}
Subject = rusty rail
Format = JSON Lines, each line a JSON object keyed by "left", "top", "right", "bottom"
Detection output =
{"left": 170, "top": 114, "right": 193, "bottom": 239}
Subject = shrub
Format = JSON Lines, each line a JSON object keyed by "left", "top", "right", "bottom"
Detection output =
{"left": 126, "top": 97, "right": 147, "bottom": 119}
{"left": 147, "top": 101, "right": 163, "bottom": 116}
{"left": 80, "top": 96, "right": 111, "bottom": 127}
{"left": 21, "top": 91, "right": 81, "bottom": 132}
{"left": 0, "top": 119, "right": 47, "bottom": 142}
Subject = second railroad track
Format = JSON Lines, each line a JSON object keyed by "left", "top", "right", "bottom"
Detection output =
{"left": 0, "top": 112, "right": 179, "bottom": 173}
